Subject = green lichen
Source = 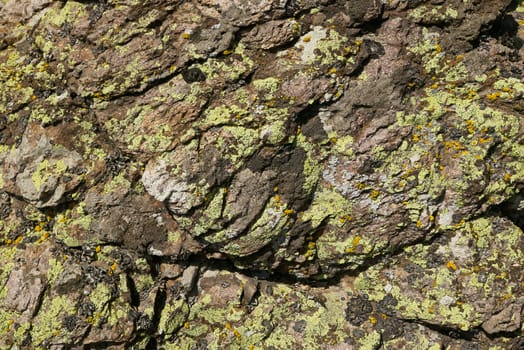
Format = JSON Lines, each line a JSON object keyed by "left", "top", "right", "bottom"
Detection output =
{"left": 222, "top": 201, "right": 288, "bottom": 256}
{"left": 179, "top": 323, "right": 209, "bottom": 338}
{"left": 47, "top": 258, "right": 64, "bottom": 285}
{"left": 331, "top": 135, "right": 354, "bottom": 157}
{"left": 0, "top": 252, "right": 15, "bottom": 301}
{"left": 398, "top": 26, "right": 524, "bottom": 226}
{"left": 89, "top": 283, "right": 112, "bottom": 311}
{"left": 253, "top": 77, "right": 281, "bottom": 100}
{"left": 301, "top": 291, "right": 348, "bottom": 347}
{"left": 31, "top": 295, "right": 76, "bottom": 346}
{"left": 356, "top": 215, "right": 524, "bottom": 335}
{"left": 358, "top": 330, "right": 381, "bottom": 350}
{"left": 300, "top": 188, "right": 352, "bottom": 228}
{"left": 296, "top": 132, "right": 324, "bottom": 193}
{"left": 409, "top": 5, "right": 459, "bottom": 22}
{"left": 158, "top": 299, "right": 189, "bottom": 335}
{"left": 52, "top": 202, "right": 94, "bottom": 246}
{"left": 187, "top": 292, "right": 244, "bottom": 325}
{"left": 103, "top": 172, "right": 131, "bottom": 194}
{"left": 166, "top": 232, "right": 181, "bottom": 246}
{"left": 300, "top": 27, "right": 349, "bottom": 65}
{"left": 104, "top": 104, "right": 175, "bottom": 153}
{"left": 42, "top": 1, "right": 88, "bottom": 28}
{"left": 192, "top": 188, "right": 226, "bottom": 236}
{"left": 201, "top": 105, "right": 252, "bottom": 128}
{"left": 260, "top": 118, "right": 287, "bottom": 144}
{"left": 0, "top": 49, "right": 36, "bottom": 113}
{"left": 198, "top": 43, "right": 254, "bottom": 81}
{"left": 31, "top": 159, "right": 68, "bottom": 191}
{"left": 264, "top": 328, "right": 296, "bottom": 348}
{"left": 220, "top": 126, "right": 259, "bottom": 165}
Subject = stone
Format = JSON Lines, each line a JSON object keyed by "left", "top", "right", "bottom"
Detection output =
{"left": 1, "top": 0, "right": 524, "bottom": 348}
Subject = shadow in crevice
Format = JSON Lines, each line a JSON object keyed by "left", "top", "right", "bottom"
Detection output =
{"left": 492, "top": 193, "right": 524, "bottom": 232}
{"left": 476, "top": 0, "right": 523, "bottom": 55}
{"left": 489, "top": 13, "right": 523, "bottom": 50}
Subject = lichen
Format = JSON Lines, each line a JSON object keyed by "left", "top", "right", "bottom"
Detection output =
{"left": 103, "top": 172, "right": 131, "bottom": 194}
{"left": 252, "top": 77, "right": 281, "bottom": 101}
{"left": 42, "top": 1, "right": 88, "bottom": 28}
{"left": 300, "top": 188, "right": 352, "bottom": 228}
{"left": 358, "top": 330, "right": 381, "bottom": 350}
{"left": 158, "top": 300, "right": 189, "bottom": 335}
{"left": 47, "top": 257, "right": 64, "bottom": 285}
{"left": 198, "top": 43, "right": 254, "bottom": 81}
{"left": 31, "top": 295, "right": 76, "bottom": 346}
{"left": 31, "top": 159, "right": 67, "bottom": 191}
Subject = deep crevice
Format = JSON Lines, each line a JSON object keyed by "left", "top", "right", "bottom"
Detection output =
{"left": 126, "top": 275, "right": 141, "bottom": 308}
{"left": 490, "top": 192, "right": 524, "bottom": 232}
{"left": 145, "top": 282, "right": 166, "bottom": 349}
{"left": 404, "top": 319, "right": 480, "bottom": 342}
{"left": 476, "top": 0, "right": 523, "bottom": 52}
{"left": 84, "top": 341, "right": 127, "bottom": 350}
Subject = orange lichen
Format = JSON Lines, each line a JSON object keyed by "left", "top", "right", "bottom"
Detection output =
{"left": 339, "top": 214, "right": 352, "bottom": 224}
{"left": 499, "top": 293, "right": 512, "bottom": 301}
{"left": 40, "top": 231, "right": 49, "bottom": 241}
{"left": 369, "top": 189, "right": 380, "bottom": 200}
{"left": 346, "top": 236, "right": 361, "bottom": 254}
{"left": 109, "top": 262, "right": 118, "bottom": 274}
{"left": 466, "top": 90, "right": 477, "bottom": 99}
{"left": 444, "top": 140, "right": 464, "bottom": 153}
{"left": 486, "top": 92, "right": 501, "bottom": 100}
{"left": 478, "top": 137, "right": 492, "bottom": 144}
{"left": 465, "top": 119, "right": 475, "bottom": 134}
{"left": 446, "top": 261, "right": 457, "bottom": 271}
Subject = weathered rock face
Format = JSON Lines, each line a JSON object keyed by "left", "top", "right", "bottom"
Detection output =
{"left": 1, "top": 0, "right": 524, "bottom": 348}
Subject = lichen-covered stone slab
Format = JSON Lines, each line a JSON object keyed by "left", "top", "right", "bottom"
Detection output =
{"left": 1, "top": 0, "right": 524, "bottom": 348}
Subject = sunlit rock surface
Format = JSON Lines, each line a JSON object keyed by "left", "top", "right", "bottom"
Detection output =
{"left": 1, "top": 0, "right": 524, "bottom": 348}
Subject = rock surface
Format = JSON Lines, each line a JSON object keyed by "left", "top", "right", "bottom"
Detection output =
{"left": 1, "top": 0, "right": 524, "bottom": 348}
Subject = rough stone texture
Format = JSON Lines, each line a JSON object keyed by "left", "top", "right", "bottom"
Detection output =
{"left": 1, "top": 0, "right": 524, "bottom": 348}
